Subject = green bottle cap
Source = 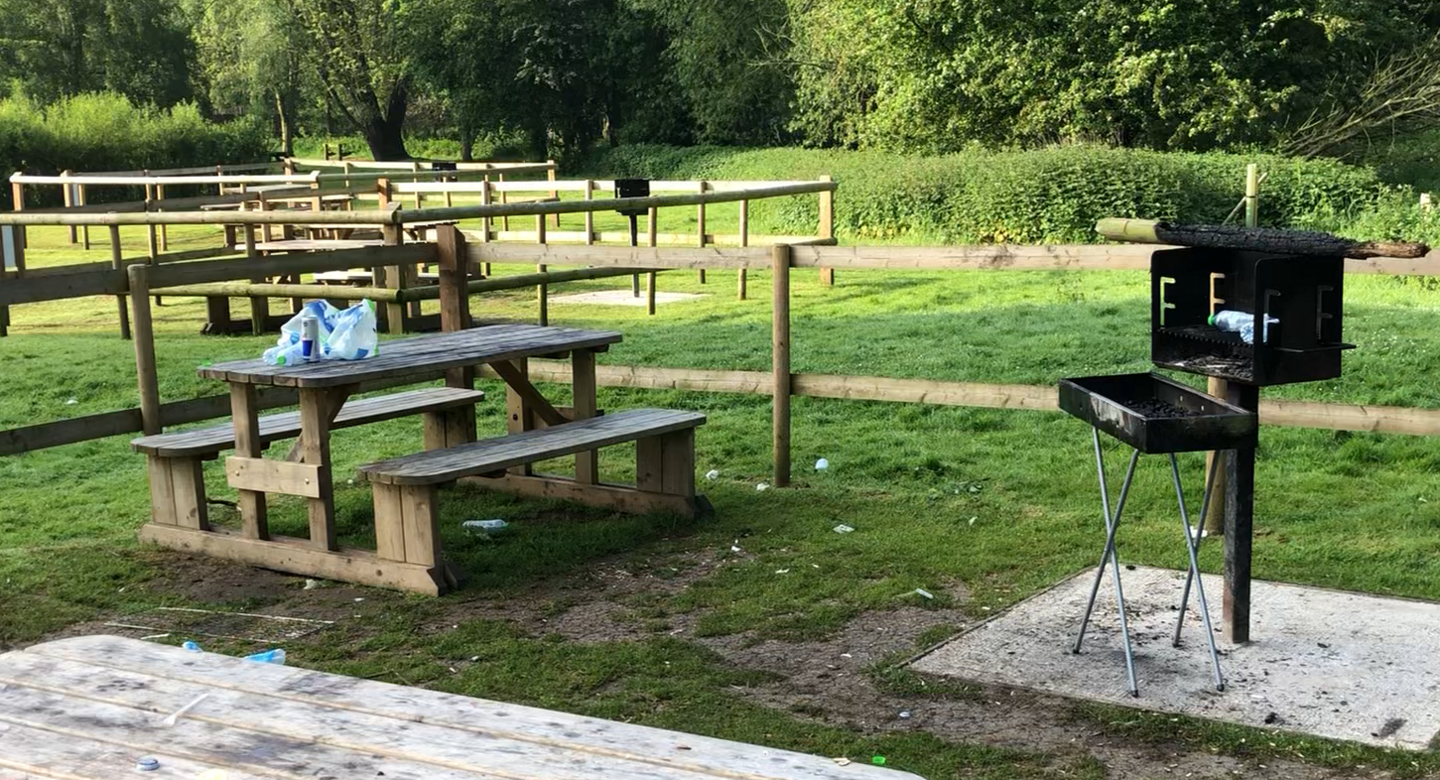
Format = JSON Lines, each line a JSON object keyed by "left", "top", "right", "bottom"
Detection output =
{"left": 1207, "top": 313, "right": 1217, "bottom": 326}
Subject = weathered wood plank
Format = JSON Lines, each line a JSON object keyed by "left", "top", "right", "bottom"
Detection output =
{"left": 225, "top": 456, "right": 324, "bottom": 498}
{"left": 360, "top": 409, "right": 705, "bottom": 486}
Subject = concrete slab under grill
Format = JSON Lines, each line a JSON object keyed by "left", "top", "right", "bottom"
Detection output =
{"left": 550, "top": 290, "right": 707, "bottom": 307}
{"left": 911, "top": 566, "right": 1440, "bottom": 750}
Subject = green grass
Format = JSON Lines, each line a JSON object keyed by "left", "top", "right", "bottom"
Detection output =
{"left": 3, "top": 223, "right": 1440, "bottom": 776}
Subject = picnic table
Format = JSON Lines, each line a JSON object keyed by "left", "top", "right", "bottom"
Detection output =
{"left": 138, "top": 323, "right": 710, "bottom": 594}
{"left": 0, "top": 635, "right": 923, "bottom": 779}
{"left": 139, "top": 324, "right": 621, "bottom": 593}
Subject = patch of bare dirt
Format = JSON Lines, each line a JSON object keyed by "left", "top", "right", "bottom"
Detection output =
{"left": 52, "top": 547, "right": 1390, "bottom": 780}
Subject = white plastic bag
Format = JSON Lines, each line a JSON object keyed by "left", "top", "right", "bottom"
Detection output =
{"left": 324, "top": 300, "right": 379, "bottom": 360}
{"left": 262, "top": 300, "right": 377, "bottom": 365}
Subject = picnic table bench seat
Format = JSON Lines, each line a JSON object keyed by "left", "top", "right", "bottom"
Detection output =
{"left": 359, "top": 409, "right": 707, "bottom": 563}
{"left": 133, "top": 387, "right": 485, "bottom": 529}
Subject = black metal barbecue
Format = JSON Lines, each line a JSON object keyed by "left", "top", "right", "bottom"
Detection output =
{"left": 614, "top": 178, "right": 651, "bottom": 297}
{"left": 1056, "top": 222, "right": 1420, "bottom": 697}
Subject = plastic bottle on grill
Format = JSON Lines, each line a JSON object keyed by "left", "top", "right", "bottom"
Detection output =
{"left": 1209, "top": 310, "right": 1277, "bottom": 345}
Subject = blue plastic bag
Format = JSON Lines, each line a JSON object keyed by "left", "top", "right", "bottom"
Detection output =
{"left": 262, "top": 300, "right": 377, "bottom": 365}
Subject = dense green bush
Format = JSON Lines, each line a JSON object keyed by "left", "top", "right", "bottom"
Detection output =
{"left": 584, "top": 144, "right": 1404, "bottom": 244}
{"left": 0, "top": 93, "right": 270, "bottom": 208}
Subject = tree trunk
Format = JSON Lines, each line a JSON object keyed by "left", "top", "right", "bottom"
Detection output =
{"left": 273, "top": 89, "right": 295, "bottom": 157}
{"left": 527, "top": 122, "right": 548, "bottom": 162}
{"left": 459, "top": 124, "right": 475, "bottom": 162}
{"left": 360, "top": 78, "right": 412, "bottom": 161}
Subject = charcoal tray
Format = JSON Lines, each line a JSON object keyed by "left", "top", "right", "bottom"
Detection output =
{"left": 1058, "top": 372, "right": 1257, "bottom": 453}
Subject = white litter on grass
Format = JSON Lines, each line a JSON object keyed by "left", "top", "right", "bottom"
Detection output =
{"left": 833, "top": 524, "right": 855, "bottom": 534}
{"left": 64, "top": 399, "right": 77, "bottom": 405}
{"left": 968, "top": 516, "right": 977, "bottom": 526}
{"left": 914, "top": 588, "right": 936, "bottom": 600}
{"left": 815, "top": 458, "right": 829, "bottom": 471}
{"left": 730, "top": 541, "right": 743, "bottom": 553}
{"left": 303, "top": 579, "right": 321, "bottom": 590}
{"left": 704, "top": 469, "right": 720, "bottom": 481}
{"left": 775, "top": 569, "right": 791, "bottom": 575}
{"left": 755, "top": 483, "right": 770, "bottom": 492}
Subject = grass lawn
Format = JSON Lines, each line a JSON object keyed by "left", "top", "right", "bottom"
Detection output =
{"left": 2, "top": 220, "right": 1439, "bottom": 778}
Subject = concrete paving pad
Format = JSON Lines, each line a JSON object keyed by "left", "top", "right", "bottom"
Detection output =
{"left": 550, "top": 290, "right": 707, "bottom": 307}
{"left": 911, "top": 566, "right": 1440, "bottom": 749}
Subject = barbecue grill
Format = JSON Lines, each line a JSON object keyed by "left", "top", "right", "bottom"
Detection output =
{"left": 1059, "top": 230, "right": 1366, "bottom": 696}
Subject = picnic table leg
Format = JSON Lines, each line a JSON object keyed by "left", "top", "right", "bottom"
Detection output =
{"left": 503, "top": 357, "right": 535, "bottom": 476}
{"left": 573, "top": 349, "right": 599, "bottom": 484}
{"left": 230, "top": 383, "right": 268, "bottom": 540}
{"left": 297, "top": 386, "right": 351, "bottom": 552}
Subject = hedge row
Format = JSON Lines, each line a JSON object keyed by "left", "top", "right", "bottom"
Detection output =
{"left": 0, "top": 93, "right": 270, "bottom": 208}
{"left": 582, "top": 144, "right": 1438, "bottom": 246}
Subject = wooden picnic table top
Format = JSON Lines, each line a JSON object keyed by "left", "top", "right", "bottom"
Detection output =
{"left": 0, "top": 635, "right": 923, "bottom": 779}
{"left": 200, "top": 323, "right": 622, "bottom": 389}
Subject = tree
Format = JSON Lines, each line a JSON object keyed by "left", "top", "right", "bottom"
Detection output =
{"left": 189, "top": 0, "right": 305, "bottom": 154}
{"left": 290, "top": 0, "right": 413, "bottom": 160}
{"left": 0, "top": 0, "right": 194, "bottom": 107}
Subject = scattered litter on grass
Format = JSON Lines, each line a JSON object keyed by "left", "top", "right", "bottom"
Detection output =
{"left": 755, "top": 482, "right": 770, "bottom": 492}
{"left": 135, "top": 757, "right": 160, "bottom": 772}
{"left": 353, "top": 597, "right": 364, "bottom": 603}
{"left": 704, "top": 469, "right": 720, "bottom": 481}
{"left": 872, "top": 756, "right": 887, "bottom": 766}
{"left": 64, "top": 398, "right": 77, "bottom": 405}
{"left": 840, "top": 653, "right": 853, "bottom": 658}
{"left": 182, "top": 641, "right": 201, "bottom": 652}
{"left": 140, "top": 633, "right": 169, "bottom": 641}
{"left": 346, "top": 478, "right": 355, "bottom": 486}
{"left": 245, "top": 648, "right": 286, "bottom": 664}
{"left": 775, "top": 569, "right": 790, "bottom": 574}
{"left": 914, "top": 588, "right": 935, "bottom": 600}
{"left": 833, "top": 524, "right": 855, "bottom": 534}
{"left": 462, "top": 519, "right": 509, "bottom": 536}
{"left": 899, "top": 710, "right": 912, "bottom": 719}
{"left": 832, "top": 758, "right": 852, "bottom": 767}
{"left": 968, "top": 516, "right": 977, "bottom": 526}
{"left": 815, "top": 458, "right": 829, "bottom": 471}
{"left": 303, "top": 579, "right": 321, "bottom": 590}
{"left": 730, "top": 540, "right": 744, "bottom": 553}
{"left": 811, "top": 563, "right": 820, "bottom": 569}
{"left": 107, "top": 607, "right": 333, "bottom": 643}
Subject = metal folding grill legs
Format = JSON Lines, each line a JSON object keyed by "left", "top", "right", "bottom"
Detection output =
{"left": 1071, "top": 428, "right": 1227, "bottom": 696}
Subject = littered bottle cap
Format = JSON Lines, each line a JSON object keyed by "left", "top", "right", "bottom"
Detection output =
{"left": 136, "top": 756, "right": 160, "bottom": 771}
{"left": 1207, "top": 313, "right": 1217, "bottom": 326}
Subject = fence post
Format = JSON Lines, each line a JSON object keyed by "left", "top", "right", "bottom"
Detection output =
{"left": 127, "top": 263, "right": 161, "bottom": 436}
{"left": 157, "top": 184, "right": 169, "bottom": 251}
{"left": 772, "top": 244, "right": 792, "bottom": 487}
{"left": 738, "top": 199, "right": 749, "bottom": 301}
{"left": 109, "top": 225, "right": 131, "bottom": 340}
{"left": 536, "top": 214, "right": 548, "bottom": 326}
{"left": 696, "top": 181, "right": 708, "bottom": 284}
{"left": 818, "top": 175, "right": 835, "bottom": 286}
{"left": 548, "top": 159, "right": 560, "bottom": 228}
{"left": 61, "top": 170, "right": 76, "bottom": 244}
{"left": 584, "top": 180, "right": 595, "bottom": 246}
{"left": 79, "top": 184, "right": 90, "bottom": 249}
{"left": 1205, "top": 163, "right": 1261, "bottom": 534}
{"left": 244, "top": 221, "right": 268, "bottom": 335}
{"left": 647, "top": 206, "right": 658, "bottom": 316}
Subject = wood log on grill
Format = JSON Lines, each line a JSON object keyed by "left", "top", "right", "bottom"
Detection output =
{"left": 1096, "top": 218, "right": 1429, "bottom": 259}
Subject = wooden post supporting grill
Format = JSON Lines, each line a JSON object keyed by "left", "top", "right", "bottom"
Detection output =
{"left": 109, "top": 225, "right": 131, "bottom": 340}
{"left": 772, "top": 244, "right": 792, "bottom": 487}
{"left": 1204, "top": 164, "right": 1260, "bottom": 535}
{"left": 548, "top": 160, "right": 560, "bottom": 228}
{"left": 126, "top": 264, "right": 161, "bottom": 436}
{"left": 818, "top": 175, "right": 835, "bottom": 286}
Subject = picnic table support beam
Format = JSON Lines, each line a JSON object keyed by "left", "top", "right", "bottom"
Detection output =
{"left": 573, "top": 349, "right": 599, "bottom": 484}
{"left": 109, "top": 225, "right": 131, "bottom": 340}
{"left": 298, "top": 387, "right": 345, "bottom": 551}
{"left": 230, "top": 383, "right": 269, "bottom": 540}
{"left": 773, "top": 244, "right": 792, "bottom": 487}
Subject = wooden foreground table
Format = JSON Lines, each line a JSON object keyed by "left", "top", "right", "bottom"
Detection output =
{"left": 0, "top": 636, "right": 923, "bottom": 779}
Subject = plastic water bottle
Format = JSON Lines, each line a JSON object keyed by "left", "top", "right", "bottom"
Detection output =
{"left": 244, "top": 648, "right": 287, "bottom": 665}
{"left": 1209, "top": 310, "right": 1277, "bottom": 345}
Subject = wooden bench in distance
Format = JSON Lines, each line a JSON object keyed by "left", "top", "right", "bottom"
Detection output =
{"left": 133, "top": 387, "right": 484, "bottom": 531}
{"left": 358, "top": 409, "right": 706, "bottom": 593}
